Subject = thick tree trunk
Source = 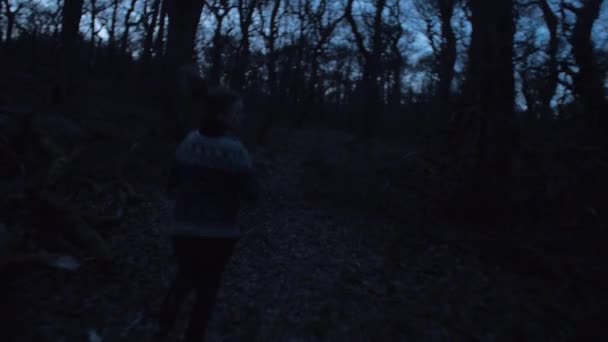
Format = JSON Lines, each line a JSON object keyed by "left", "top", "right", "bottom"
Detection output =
{"left": 569, "top": 0, "right": 607, "bottom": 129}
{"left": 165, "top": 0, "right": 205, "bottom": 69}
{"left": 163, "top": 0, "right": 205, "bottom": 138}
{"left": 468, "top": 0, "right": 516, "bottom": 220}
{"left": 345, "top": 0, "right": 385, "bottom": 138}
{"left": 60, "top": 0, "right": 85, "bottom": 106}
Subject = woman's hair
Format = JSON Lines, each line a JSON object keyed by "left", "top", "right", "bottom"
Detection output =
{"left": 177, "top": 64, "right": 243, "bottom": 137}
{"left": 206, "top": 87, "right": 243, "bottom": 122}
{"left": 193, "top": 80, "right": 243, "bottom": 137}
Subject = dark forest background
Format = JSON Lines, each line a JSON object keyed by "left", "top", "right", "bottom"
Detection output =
{"left": 1, "top": 0, "right": 608, "bottom": 341}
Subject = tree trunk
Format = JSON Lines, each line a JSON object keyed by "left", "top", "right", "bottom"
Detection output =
{"left": 142, "top": 0, "right": 162, "bottom": 65}
{"left": 108, "top": 0, "right": 119, "bottom": 56}
{"left": 89, "top": 0, "right": 97, "bottom": 65}
{"left": 388, "top": 7, "right": 403, "bottom": 109}
{"left": 301, "top": 1, "right": 344, "bottom": 125}
{"left": 60, "top": 0, "right": 85, "bottom": 106}
{"left": 154, "top": 0, "right": 168, "bottom": 60}
{"left": 468, "top": 0, "right": 516, "bottom": 220}
{"left": 264, "top": 0, "right": 281, "bottom": 94}
{"left": 90, "top": 0, "right": 96, "bottom": 43}
{"left": 231, "top": 0, "right": 257, "bottom": 91}
{"left": 0, "top": 1, "right": 3, "bottom": 46}
{"left": 165, "top": 0, "right": 205, "bottom": 69}
{"left": 2, "top": 1, "right": 24, "bottom": 48}
{"left": 209, "top": 21, "right": 224, "bottom": 85}
{"left": 209, "top": 0, "right": 231, "bottom": 85}
{"left": 163, "top": 0, "right": 205, "bottom": 138}
{"left": 0, "top": 2, "right": 3, "bottom": 47}
{"left": 569, "top": 0, "right": 606, "bottom": 129}
{"left": 436, "top": 0, "right": 456, "bottom": 111}
{"left": 230, "top": 34, "right": 250, "bottom": 92}
{"left": 368, "top": 0, "right": 385, "bottom": 110}
{"left": 308, "top": 59, "right": 320, "bottom": 104}
{"left": 5, "top": 14, "right": 13, "bottom": 45}
{"left": 120, "top": 0, "right": 139, "bottom": 55}
{"left": 537, "top": 0, "right": 559, "bottom": 121}
{"left": 389, "top": 54, "right": 403, "bottom": 108}
{"left": 345, "top": 0, "right": 385, "bottom": 138}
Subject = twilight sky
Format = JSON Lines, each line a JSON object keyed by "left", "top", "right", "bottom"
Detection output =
{"left": 26, "top": 0, "right": 608, "bottom": 105}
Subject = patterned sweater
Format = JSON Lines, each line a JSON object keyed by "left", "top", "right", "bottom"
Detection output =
{"left": 169, "top": 130, "right": 255, "bottom": 238}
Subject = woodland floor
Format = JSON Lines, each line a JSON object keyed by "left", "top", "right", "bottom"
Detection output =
{"left": 6, "top": 125, "right": 608, "bottom": 342}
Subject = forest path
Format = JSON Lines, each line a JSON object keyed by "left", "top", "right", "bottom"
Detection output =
{"left": 144, "top": 142, "right": 479, "bottom": 342}
{"left": 11, "top": 132, "right": 588, "bottom": 342}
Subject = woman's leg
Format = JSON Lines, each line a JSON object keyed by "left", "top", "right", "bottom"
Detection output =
{"left": 183, "top": 238, "right": 238, "bottom": 342}
{"left": 158, "top": 271, "right": 193, "bottom": 337}
{"left": 157, "top": 237, "right": 198, "bottom": 337}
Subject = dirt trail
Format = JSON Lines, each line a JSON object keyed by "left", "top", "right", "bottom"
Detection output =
{"left": 10, "top": 138, "right": 588, "bottom": 342}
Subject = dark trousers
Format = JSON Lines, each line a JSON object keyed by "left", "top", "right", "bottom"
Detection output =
{"left": 159, "top": 236, "right": 238, "bottom": 342}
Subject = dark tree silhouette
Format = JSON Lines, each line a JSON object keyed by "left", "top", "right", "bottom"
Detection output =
{"left": 0, "top": 1, "right": 3, "bottom": 45}
{"left": 516, "top": 0, "right": 560, "bottom": 121}
{"left": 108, "top": 0, "right": 120, "bottom": 55}
{"left": 208, "top": 0, "right": 235, "bottom": 85}
{"left": 162, "top": 0, "right": 205, "bottom": 137}
{"left": 60, "top": 0, "right": 85, "bottom": 104}
{"left": 292, "top": 0, "right": 344, "bottom": 127}
{"left": 566, "top": 0, "right": 607, "bottom": 131}
{"left": 467, "top": 0, "right": 516, "bottom": 219}
{"left": 153, "top": 0, "right": 169, "bottom": 61}
{"left": 141, "top": 0, "right": 163, "bottom": 65}
{"left": 345, "top": 0, "right": 387, "bottom": 138}
{"left": 385, "top": 6, "right": 404, "bottom": 109}
{"left": 86, "top": 0, "right": 99, "bottom": 63}
{"left": 119, "top": 0, "right": 139, "bottom": 55}
{"left": 230, "top": 0, "right": 259, "bottom": 91}
{"left": 165, "top": 0, "right": 205, "bottom": 69}
{"left": 537, "top": 0, "right": 559, "bottom": 121}
{"left": 414, "top": 0, "right": 458, "bottom": 118}
{"left": 253, "top": 0, "right": 283, "bottom": 144}
{"left": 1, "top": 0, "right": 24, "bottom": 47}
{"left": 436, "top": 0, "right": 457, "bottom": 109}
{"left": 258, "top": 0, "right": 282, "bottom": 94}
